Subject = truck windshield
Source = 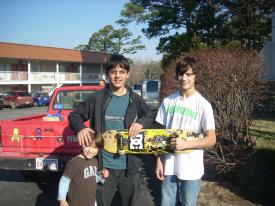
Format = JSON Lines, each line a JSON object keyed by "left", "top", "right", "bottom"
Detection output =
{"left": 133, "top": 84, "right": 142, "bottom": 90}
{"left": 146, "top": 81, "right": 159, "bottom": 92}
{"left": 53, "top": 90, "right": 94, "bottom": 110}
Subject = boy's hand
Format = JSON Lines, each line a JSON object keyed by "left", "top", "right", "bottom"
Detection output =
{"left": 170, "top": 137, "right": 187, "bottom": 151}
{"left": 77, "top": 128, "right": 94, "bottom": 146}
{"left": 102, "top": 169, "right": 109, "bottom": 178}
{"left": 60, "top": 200, "right": 69, "bottom": 206}
{"left": 128, "top": 123, "right": 143, "bottom": 138}
{"left": 96, "top": 169, "right": 109, "bottom": 184}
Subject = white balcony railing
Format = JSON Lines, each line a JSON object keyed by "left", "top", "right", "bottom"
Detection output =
{"left": 0, "top": 71, "right": 99, "bottom": 82}
{"left": 58, "top": 72, "right": 80, "bottom": 81}
{"left": 0, "top": 71, "right": 28, "bottom": 81}
{"left": 31, "top": 72, "right": 57, "bottom": 81}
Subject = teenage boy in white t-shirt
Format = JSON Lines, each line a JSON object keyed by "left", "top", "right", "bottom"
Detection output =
{"left": 155, "top": 56, "right": 216, "bottom": 206}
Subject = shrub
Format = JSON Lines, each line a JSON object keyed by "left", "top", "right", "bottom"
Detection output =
{"left": 160, "top": 48, "right": 265, "bottom": 174}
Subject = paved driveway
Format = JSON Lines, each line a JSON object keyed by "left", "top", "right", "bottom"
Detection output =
{"left": 0, "top": 106, "right": 160, "bottom": 206}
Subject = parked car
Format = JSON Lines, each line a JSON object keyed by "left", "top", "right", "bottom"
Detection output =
{"left": 132, "top": 83, "right": 142, "bottom": 96}
{"left": 0, "top": 94, "right": 3, "bottom": 109}
{"left": 32, "top": 92, "right": 50, "bottom": 106}
{"left": 141, "top": 79, "right": 161, "bottom": 111}
{"left": 3, "top": 91, "right": 33, "bottom": 109}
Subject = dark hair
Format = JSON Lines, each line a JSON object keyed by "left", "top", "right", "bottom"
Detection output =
{"left": 92, "top": 130, "right": 104, "bottom": 150}
{"left": 175, "top": 56, "right": 199, "bottom": 79}
{"left": 105, "top": 54, "right": 130, "bottom": 73}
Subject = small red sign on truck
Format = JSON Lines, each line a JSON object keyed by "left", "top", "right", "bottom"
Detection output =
{"left": 0, "top": 86, "right": 102, "bottom": 171}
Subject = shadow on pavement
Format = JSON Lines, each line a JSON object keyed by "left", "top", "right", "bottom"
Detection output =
{"left": 140, "top": 155, "right": 161, "bottom": 206}
{"left": 109, "top": 155, "right": 161, "bottom": 206}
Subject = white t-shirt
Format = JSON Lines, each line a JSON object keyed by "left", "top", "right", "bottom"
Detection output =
{"left": 155, "top": 91, "right": 215, "bottom": 180}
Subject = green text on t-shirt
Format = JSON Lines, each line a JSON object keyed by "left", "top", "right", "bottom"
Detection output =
{"left": 167, "top": 105, "right": 198, "bottom": 120}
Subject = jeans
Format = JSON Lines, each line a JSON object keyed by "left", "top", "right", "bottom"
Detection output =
{"left": 161, "top": 175, "right": 201, "bottom": 206}
{"left": 96, "top": 169, "right": 140, "bottom": 206}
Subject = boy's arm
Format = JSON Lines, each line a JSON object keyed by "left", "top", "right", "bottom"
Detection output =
{"left": 171, "top": 100, "right": 216, "bottom": 150}
{"left": 155, "top": 107, "right": 166, "bottom": 181}
{"left": 58, "top": 175, "right": 71, "bottom": 202}
{"left": 156, "top": 155, "right": 164, "bottom": 181}
{"left": 60, "top": 200, "right": 69, "bottom": 206}
{"left": 154, "top": 121, "right": 165, "bottom": 129}
{"left": 68, "top": 96, "right": 95, "bottom": 134}
{"left": 171, "top": 129, "right": 216, "bottom": 150}
{"left": 69, "top": 96, "right": 96, "bottom": 146}
{"left": 128, "top": 96, "right": 154, "bottom": 137}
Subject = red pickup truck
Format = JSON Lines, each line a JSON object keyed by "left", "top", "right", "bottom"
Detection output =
{"left": 0, "top": 86, "right": 102, "bottom": 172}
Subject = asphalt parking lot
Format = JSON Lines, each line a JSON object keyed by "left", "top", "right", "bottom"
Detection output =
{"left": 0, "top": 106, "right": 161, "bottom": 206}
{"left": 0, "top": 106, "right": 48, "bottom": 120}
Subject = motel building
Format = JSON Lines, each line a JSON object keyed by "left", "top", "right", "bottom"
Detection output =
{"left": 0, "top": 42, "right": 109, "bottom": 94}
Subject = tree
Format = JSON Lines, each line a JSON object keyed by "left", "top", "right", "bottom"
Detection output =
{"left": 117, "top": 0, "right": 202, "bottom": 63}
{"left": 75, "top": 25, "right": 145, "bottom": 54}
{"left": 128, "top": 60, "right": 162, "bottom": 86}
{"left": 74, "top": 44, "right": 89, "bottom": 50}
{"left": 222, "top": 0, "right": 273, "bottom": 51}
{"left": 118, "top": 0, "right": 273, "bottom": 63}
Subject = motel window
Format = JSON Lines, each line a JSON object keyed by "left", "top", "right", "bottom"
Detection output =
{"left": 0, "top": 63, "right": 12, "bottom": 71}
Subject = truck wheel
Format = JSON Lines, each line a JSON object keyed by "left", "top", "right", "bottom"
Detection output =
{"left": 11, "top": 102, "right": 17, "bottom": 109}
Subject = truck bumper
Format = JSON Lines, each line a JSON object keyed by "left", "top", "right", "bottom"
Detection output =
{"left": 0, "top": 157, "right": 68, "bottom": 171}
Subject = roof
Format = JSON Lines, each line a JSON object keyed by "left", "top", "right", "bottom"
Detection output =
{"left": 0, "top": 42, "right": 109, "bottom": 64}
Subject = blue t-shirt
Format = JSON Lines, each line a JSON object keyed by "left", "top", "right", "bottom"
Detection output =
{"left": 102, "top": 92, "right": 129, "bottom": 169}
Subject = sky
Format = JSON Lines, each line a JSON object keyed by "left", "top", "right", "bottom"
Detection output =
{"left": 0, "top": 0, "right": 162, "bottom": 61}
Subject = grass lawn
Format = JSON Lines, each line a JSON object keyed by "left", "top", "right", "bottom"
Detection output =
{"left": 202, "top": 117, "right": 275, "bottom": 205}
{"left": 237, "top": 117, "right": 275, "bottom": 205}
{"left": 251, "top": 117, "right": 275, "bottom": 149}
{"left": 252, "top": 117, "right": 275, "bottom": 134}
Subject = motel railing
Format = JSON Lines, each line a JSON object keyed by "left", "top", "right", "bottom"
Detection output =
{"left": 0, "top": 71, "right": 100, "bottom": 82}
{"left": 0, "top": 71, "right": 28, "bottom": 81}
